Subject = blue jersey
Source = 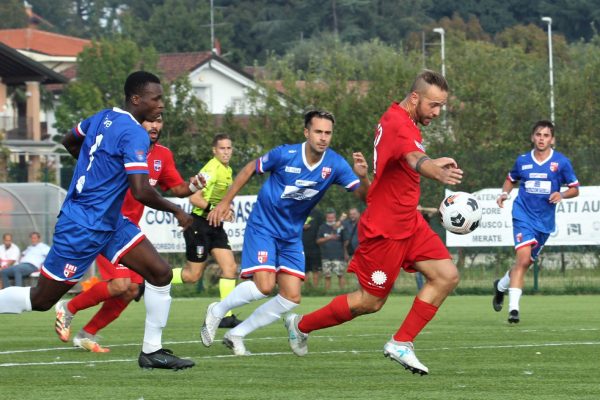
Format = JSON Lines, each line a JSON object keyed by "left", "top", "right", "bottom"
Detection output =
{"left": 248, "top": 142, "right": 360, "bottom": 241}
{"left": 60, "top": 107, "right": 150, "bottom": 231}
{"left": 508, "top": 149, "right": 579, "bottom": 233}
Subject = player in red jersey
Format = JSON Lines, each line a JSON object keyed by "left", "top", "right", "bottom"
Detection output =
{"left": 55, "top": 114, "right": 200, "bottom": 352}
{"left": 285, "top": 70, "right": 463, "bottom": 375}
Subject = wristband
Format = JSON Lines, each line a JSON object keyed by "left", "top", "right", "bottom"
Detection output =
{"left": 189, "top": 174, "right": 204, "bottom": 193}
{"left": 500, "top": 191, "right": 511, "bottom": 199}
{"left": 415, "top": 156, "right": 431, "bottom": 174}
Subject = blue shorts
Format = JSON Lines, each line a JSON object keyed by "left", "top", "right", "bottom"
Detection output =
{"left": 512, "top": 219, "right": 550, "bottom": 261}
{"left": 41, "top": 214, "right": 145, "bottom": 283}
{"left": 240, "top": 224, "right": 305, "bottom": 279}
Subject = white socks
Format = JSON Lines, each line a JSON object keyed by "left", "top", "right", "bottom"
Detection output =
{"left": 498, "top": 271, "right": 510, "bottom": 292}
{"left": 142, "top": 282, "right": 172, "bottom": 354}
{"left": 0, "top": 287, "right": 32, "bottom": 313}
{"left": 213, "top": 280, "right": 267, "bottom": 318}
{"left": 508, "top": 287, "right": 522, "bottom": 312}
{"left": 229, "top": 294, "right": 298, "bottom": 337}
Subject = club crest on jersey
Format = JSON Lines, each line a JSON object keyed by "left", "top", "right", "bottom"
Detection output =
{"left": 135, "top": 150, "right": 146, "bottom": 161}
{"left": 257, "top": 251, "right": 268, "bottom": 264}
{"left": 414, "top": 140, "right": 426, "bottom": 152}
{"left": 550, "top": 162, "right": 559, "bottom": 172}
{"left": 516, "top": 232, "right": 523, "bottom": 243}
{"left": 154, "top": 160, "right": 162, "bottom": 171}
{"left": 63, "top": 263, "right": 78, "bottom": 278}
{"left": 321, "top": 167, "right": 332, "bottom": 179}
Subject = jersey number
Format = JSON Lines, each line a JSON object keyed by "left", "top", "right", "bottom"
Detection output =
{"left": 76, "top": 134, "right": 104, "bottom": 193}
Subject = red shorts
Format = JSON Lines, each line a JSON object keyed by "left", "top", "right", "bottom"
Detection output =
{"left": 348, "top": 216, "right": 450, "bottom": 298}
{"left": 96, "top": 255, "right": 143, "bottom": 284}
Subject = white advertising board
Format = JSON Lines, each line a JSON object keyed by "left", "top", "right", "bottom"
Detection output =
{"left": 445, "top": 186, "right": 600, "bottom": 247}
{"left": 138, "top": 195, "right": 257, "bottom": 253}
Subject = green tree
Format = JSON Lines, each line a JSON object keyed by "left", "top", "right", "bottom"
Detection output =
{"left": 120, "top": 0, "right": 233, "bottom": 54}
{"left": 28, "top": 0, "right": 125, "bottom": 38}
{"left": 0, "top": 0, "right": 28, "bottom": 29}
{"left": 54, "top": 38, "right": 158, "bottom": 134}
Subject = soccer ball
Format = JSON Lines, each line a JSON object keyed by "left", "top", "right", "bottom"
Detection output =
{"left": 439, "top": 192, "right": 482, "bottom": 235}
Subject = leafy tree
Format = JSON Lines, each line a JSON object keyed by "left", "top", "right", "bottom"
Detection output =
{"left": 495, "top": 23, "right": 569, "bottom": 60}
{"left": 0, "top": 0, "right": 28, "bottom": 29}
{"left": 120, "top": 0, "right": 233, "bottom": 54}
{"left": 54, "top": 38, "right": 158, "bottom": 134}
{"left": 28, "top": 0, "right": 125, "bottom": 38}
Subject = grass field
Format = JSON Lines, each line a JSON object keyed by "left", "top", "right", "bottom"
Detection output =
{"left": 1, "top": 295, "right": 599, "bottom": 400}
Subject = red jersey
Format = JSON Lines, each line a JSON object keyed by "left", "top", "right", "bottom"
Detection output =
{"left": 360, "top": 103, "right": 425, "bottom": 240}
{"left": 121, "top": 143, "right": 185, "bottom": 224}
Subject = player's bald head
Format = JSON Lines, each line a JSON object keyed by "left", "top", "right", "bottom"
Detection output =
{"left": 410, "top": 70, "right": 448, "bottom": 95}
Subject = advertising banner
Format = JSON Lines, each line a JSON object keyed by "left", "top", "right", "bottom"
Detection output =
{"left": 138, "top": 195, "right": 257, "bottom": 252}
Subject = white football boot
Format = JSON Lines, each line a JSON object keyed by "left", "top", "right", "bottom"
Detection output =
{"left": 201, "top": 302, "right": 222, "bottom": 347}
{"left": 222, "top": 331, "right": 250, "bottom": 356}
{"left": 284, "top": 313, "right": 308, "bottom": 356}
{"left": 383, "top": 339, "right": 429, "bottom": 375}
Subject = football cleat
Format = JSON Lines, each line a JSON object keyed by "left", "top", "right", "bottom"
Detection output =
{"left": 138, "top": 348, "right": 195, "bottom": 370}
{"left": 218, "top": 314, "right": 243, "bottom": 328}
{"left": 200, "top": 302, "right": 222, "bottom": 347}
{"left": 492, "top": 279, "right": 505, "bottom": 312}
{"left": 284, "top": 313, "right": 308, "bottom": 356}
{"left": 55, "top": 300, "right": 74, "bottom": 342}
{"left": 222, "top": 332, "right": 250, "bottom": 356}
{"left": 383, "top": 340, "right": 429, "bottom": 375}
{"left": 73, "top": 331, "right": 110, "bottom": 353}
{"left": 508, "top": 309, "right": 520, "bottom": 324}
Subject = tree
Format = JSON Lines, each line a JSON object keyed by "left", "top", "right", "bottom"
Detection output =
{"left": 120, "top": 0, "right": 233, "bottom": 54}
{"left": 54, "top": 38, "right": 159, "bottom": 135}
{"left": 0, "top": 0, "right": 28, "bottom": 29}
{"left": 28, "top": 0, "right": 125, "bottom": 38}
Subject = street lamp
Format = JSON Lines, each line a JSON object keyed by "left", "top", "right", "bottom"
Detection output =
{"left": 432, "top": 28, "right": 445, "bottom": 77}
{"left": 433, "top": 28, "right": 446, "bottom": 126}
{"left": 210, "top": 0, "right": 215, "bottom": 53}
{"left": 541, "top": 17, "right": 555, "bottom": 123}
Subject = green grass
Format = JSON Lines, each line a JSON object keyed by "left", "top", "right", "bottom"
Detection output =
{"left": 1, "top": 295, "right": 600, "bottom": 399}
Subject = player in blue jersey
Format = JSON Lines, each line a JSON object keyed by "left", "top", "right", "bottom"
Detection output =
{"left": 0, "top": 71, "right": 201, "bottom": 370}
{"left": 200, "top": 109, "right": 370, "bottom": 355}
{"left": 493, "top": 120, "right": 579, "bottom": 323}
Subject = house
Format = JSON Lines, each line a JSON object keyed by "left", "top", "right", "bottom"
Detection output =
{"left": 0, "top": 27, "right": 91, "bottom": 142}
{"left": 158, "top": 51, "right": 260, "bottom": 116}
{"left": 0, "top": 42, "right": 67, "bottom": 182}
{"left": 0, "top": 28, "right": 90, "bottom": 74}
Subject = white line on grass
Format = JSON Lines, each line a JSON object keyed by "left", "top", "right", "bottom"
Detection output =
{"left": 1, "top": 340, "right": 600, "bottom": 368}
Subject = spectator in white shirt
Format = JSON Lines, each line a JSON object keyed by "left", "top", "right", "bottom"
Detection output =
{"left": 0, "top": 233, "right": 21, "bottom": 270}
{"left": 0, "top": 232, "right": 50, "bottom": 288}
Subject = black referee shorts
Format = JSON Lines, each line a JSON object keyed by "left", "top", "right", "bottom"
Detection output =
{"left": 183, "top": 214, "right": 231, "bottom": 262}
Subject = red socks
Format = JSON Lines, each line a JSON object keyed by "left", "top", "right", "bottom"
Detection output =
{"left": 67, "top": 281, "right": 111, "bottom": 314}
{"left": 393, "top": 297, "right": 438, "bottom": 343}
{"left": 298, "top": 294, "right": 354, "bottom": 334}
{"left": 83, "top": 297, "right": 129, "bottom": 335}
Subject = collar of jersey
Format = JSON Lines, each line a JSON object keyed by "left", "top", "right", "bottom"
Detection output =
{"left": 112, "top": 107, "right": 141, "bottom": 125}
{"left": 301, "top": 142, "right": 326, "bottom": 171}
{"left": 530, "top": 148, "right": 554, "bottom": 166}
